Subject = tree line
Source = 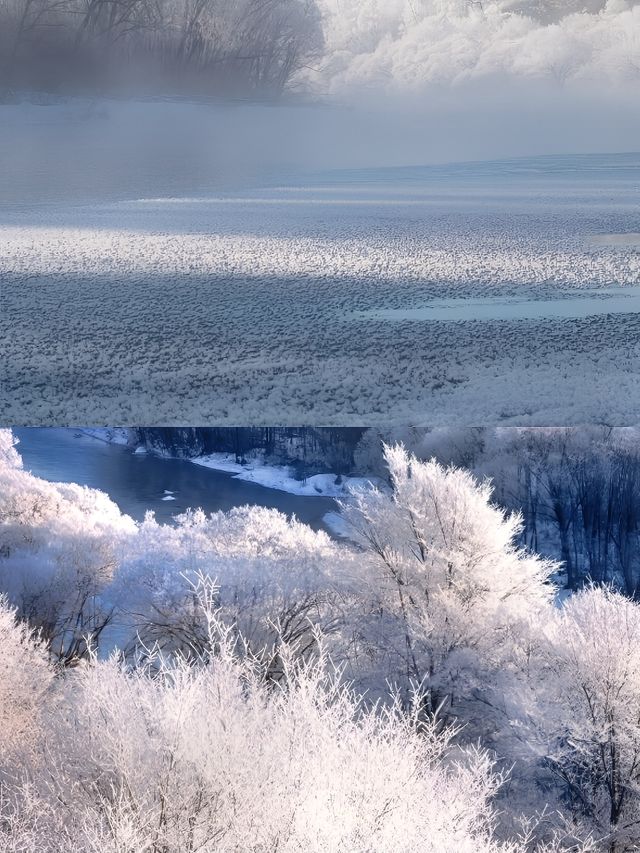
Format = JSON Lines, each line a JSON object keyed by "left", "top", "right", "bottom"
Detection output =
{"left": 0, "top": 0, "right": 322, "bottom": 96}
{"left": 132, "top": 426, "right": 366, "bottom": 473}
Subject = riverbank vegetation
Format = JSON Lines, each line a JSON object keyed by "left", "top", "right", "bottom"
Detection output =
{"left": 3, "top": 428, "right": 640, "bottom": 849}
{"left": 1, "top": 0, "right": 638, "bottom": 97}
{"left": 129, "top": 425, "right": 640, "bottom": 595}
{"left": 0, "top": 0, "right": 323, "bottom": 97}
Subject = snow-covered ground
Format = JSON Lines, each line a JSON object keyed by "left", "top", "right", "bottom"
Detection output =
{"left": 2, "top": 118, "right": 639, "bottom": 425}
{"left": 191, "top": 452, "right": 373, "bottom": 497}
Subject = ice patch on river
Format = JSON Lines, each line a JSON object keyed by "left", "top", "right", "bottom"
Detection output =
{"left": 355, "top": 286, "right": 640, "bottom": 323}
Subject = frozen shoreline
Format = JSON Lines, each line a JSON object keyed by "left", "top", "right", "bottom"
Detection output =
{"left": 78, "top": 428, "right": 373, "bottom": 502}
{"left": 191, "top": 454, "right": 364, "bottom": 539}
{"left": 191, "top": 452, "right": 373, "bottom": 499}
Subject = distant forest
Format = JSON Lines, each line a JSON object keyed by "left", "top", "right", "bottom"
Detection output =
{"left": 1, "top": 0, "right": 634, "bottom": 98}
{"left": 0, "top": 0, "right": 323, "bottom": 96}
{"left": 133, "top": 426, "right": 366, "bottom": 473}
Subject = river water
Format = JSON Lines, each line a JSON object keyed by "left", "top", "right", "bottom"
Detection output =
{"left": 13, "top": 428, "right": 337, "bottom": 532}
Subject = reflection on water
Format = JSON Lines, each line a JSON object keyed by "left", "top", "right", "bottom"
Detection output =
{"left": 354, "top": 286, "right": 640, "bottom": 324}
{"left": 13, "top": 428, "right": 337, "bottom": 532}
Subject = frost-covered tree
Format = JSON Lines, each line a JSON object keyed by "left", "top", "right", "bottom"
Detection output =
{"left": 539, "top": 587, "right": 640, "bottom": 851}
{"left": 354, "top": 427, "right": 640, "bottom": 596}
{"left": 0, "top": 429, "right": 135, "bottom": 663}
{"left": 340, "top": 444, "right": 557, "bottom": 722}
{"left": 0, "top": 595, "right": 60, "bottom": 853}
{"left": 0, "top": 594, "right": 53, "bottom": 762}
{"left": 117, "top": 505, "right": 361, "bottom": 677}
{"left": 0, "top": 584, "right": 527, "bottom": 853}
{"left": 313, "top": 0, "right": 640, "bottom": 91}
{"left": 0, "top": 0, "right": 323, "bottom": 95}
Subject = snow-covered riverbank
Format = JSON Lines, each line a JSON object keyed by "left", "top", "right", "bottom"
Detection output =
{"left": 80, "top": 428, "right": 375, "bottom": 499}
{"left": 191, "top": 452, "right": 373, "bottom": 498}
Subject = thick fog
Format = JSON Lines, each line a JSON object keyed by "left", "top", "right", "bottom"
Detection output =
{"left": 0, "top": 0, "right": 639, "bottom": 196}
{"left": 1, "top": 83, "right": 639, "bottom": 204}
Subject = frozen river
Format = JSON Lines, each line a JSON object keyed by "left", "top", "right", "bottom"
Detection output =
{"left": 2, "top": 101, "right": 639, "bottom": 425}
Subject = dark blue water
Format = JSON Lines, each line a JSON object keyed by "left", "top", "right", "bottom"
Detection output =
{"left": 13, "top": 428, "right": 337, "bottom": 531}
